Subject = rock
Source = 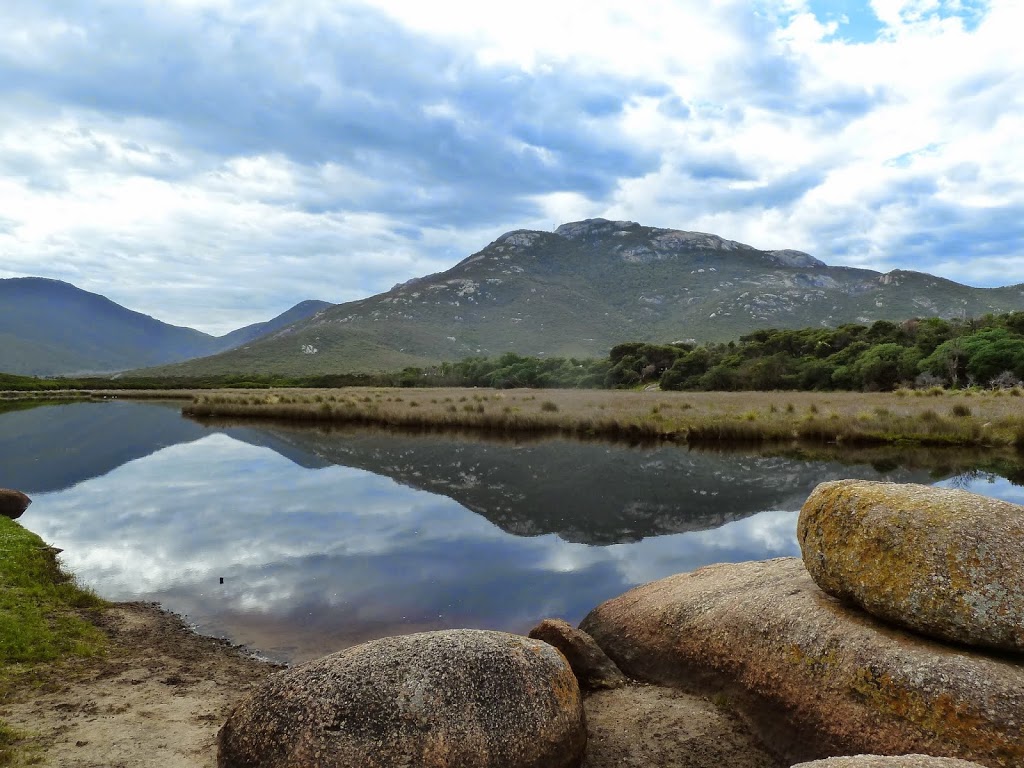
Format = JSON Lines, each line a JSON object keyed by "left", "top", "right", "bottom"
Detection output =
{"left": 580, "top": 558, "right": 1024, "bottom": 767}
{"left": 581, "top": 684, "right": 778, "bottom": 768}
{"left": 0, "top": 489, "right": 31, "bottom": 519}
{"left": 791, "top": 757, "right": 986, "bottom": 768}
{"left": 528, "top": 618, "right": 627, "bottom": 691}
{"left": 217, "top": 629, "right": 586, "bottom": 768}
{"left": 798, "top": 480, "right": 1024, "bottom": 652}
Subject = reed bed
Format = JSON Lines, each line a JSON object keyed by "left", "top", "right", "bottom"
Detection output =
{"left": 181, "top": 387, "right": 1024, "bottom": 449}
{"left": 0, "top": 389, "right": 200, "bottom": 403}
{"left": 87, "top": 389, "right": 201, "bottom": 400}
{"left": 0, "top": 390, "right": 91, "bottom": 402}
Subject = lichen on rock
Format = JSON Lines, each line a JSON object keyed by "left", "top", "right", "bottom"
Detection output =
{"left": 580, "top": 558, "right": 1024, "bottom": 766}
{"left": 798, "top": 479, "right": 1024, "bottom": 652}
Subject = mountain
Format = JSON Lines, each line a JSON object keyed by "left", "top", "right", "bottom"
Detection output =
{"left": 0, "top": 277, "right": 331, "bottom": 376}
{"left": 216, "top": 425, "right": 940, "bottom": 545}
{"left": 144, "top": 218, "right": 1024, "bottom": 376}
{"left": 213, "top": 299, "right": 335, "bottom": 351}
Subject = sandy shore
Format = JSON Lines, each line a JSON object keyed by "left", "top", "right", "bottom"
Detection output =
{"left": 1, "top": 603, "right": 279, "bottom": 768}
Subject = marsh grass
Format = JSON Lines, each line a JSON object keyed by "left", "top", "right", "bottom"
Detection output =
{"left": 182, "top": 388, "right": 1024, "bottom": 449}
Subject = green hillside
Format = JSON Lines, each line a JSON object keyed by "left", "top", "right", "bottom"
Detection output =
{"left": 142, "top": 219, "right": 1024, "bottom": 377}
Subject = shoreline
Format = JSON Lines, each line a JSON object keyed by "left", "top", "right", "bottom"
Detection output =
{"left": 182, "top": 386, "right": 1024, "bottom": 449}
{"left": 0, "top": 572, "right": 779, "bottom": 768}
{"left": 5, "top": 386, "right": 1024, "bottom": 450}
{"left": 0, "top": 599, "right": 280, "bottom": 768}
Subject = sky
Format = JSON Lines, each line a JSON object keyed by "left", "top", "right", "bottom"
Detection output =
{"left": 1, "top": 0, "right": 1022, "bottom": 334}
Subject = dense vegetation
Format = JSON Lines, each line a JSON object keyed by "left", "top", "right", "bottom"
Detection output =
{"left": 375, "top": 312, "right": 1024, "bottom": 392}
{"left": 4, "top": 312, "right": 1024, "bottom": 394}
{"left": 418, "top": 312, "right": 1024, "bottom": 392}
{"left": 653, "top": 313, "right": 1024, "bottom": 392}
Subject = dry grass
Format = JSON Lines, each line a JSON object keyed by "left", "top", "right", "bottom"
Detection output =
{"left": 182, "top": 387, "right": 1024, "bottom": 449}
{"left": 0, "top": 389, "right": 201, "bottom": 403}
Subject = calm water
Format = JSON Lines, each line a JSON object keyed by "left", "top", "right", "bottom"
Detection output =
{"left": 2, "top": 400, "right": 1021, "bottom": 663}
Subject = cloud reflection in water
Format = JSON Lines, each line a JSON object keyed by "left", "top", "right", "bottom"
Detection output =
{"left": 26, "top": 433, "right": 801, "bottom": 662}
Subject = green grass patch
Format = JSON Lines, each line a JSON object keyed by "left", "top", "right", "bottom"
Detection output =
{"left": 0, "top": 518, "right": 107, "bottom": 765}
{"left": 0, "top": 518, "right": 106, "bottom": 666}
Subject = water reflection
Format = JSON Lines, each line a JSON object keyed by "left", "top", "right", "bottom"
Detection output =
{"left": 4, "top": 401, "right": 1023, "bottom": 664}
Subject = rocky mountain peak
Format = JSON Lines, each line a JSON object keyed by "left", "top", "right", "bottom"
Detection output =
{"left": 765, "top": 249, "right": 826, "bottom": 269}
{"left": 554, "top": 219, "right": 641, "bottom": 239}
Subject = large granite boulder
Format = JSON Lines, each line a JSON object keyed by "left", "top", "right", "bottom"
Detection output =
{"left": 218, "top": 629, "right": 586, "bottom": 768}
{"left": 792, "top": 758, "right": 987, "bottom": 768}
{"left": 0, "top": 489, "right": 31, "bottom": 519}
{"left": 528, "top": 618, "right": 627, "bottom": 691}
{"left": 580, "top": 558, "right": 1024, "bottom": 767}
{"left": 799, "top": 480, "right": 1024, "bottom": 652}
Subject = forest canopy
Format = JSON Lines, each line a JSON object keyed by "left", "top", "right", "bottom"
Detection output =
{"left": 411, "top": 312, "right": 1024, "bottom": 392}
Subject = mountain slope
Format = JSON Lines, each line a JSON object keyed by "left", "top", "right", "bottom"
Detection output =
{"left": 214, "top": 299, "right": 333, "bottom": 351}
{"left": 144, "top": 219, "right": 1024, "bottom": 377}
{"left": 0, "top": 278, "right": 331, "bottom": 376}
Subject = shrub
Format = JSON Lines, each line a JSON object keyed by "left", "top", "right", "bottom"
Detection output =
{"left": 540, "top": 401, "right": 559, "bottom": 412}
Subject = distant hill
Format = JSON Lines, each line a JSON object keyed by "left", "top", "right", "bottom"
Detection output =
{"left": 142, "top": 219, "right": 1024, "bottom": 377}
{"left": 214, "top": 299, "right": 335, "bottom": 351}
{"left": 0, "top": 277, "right": 331, "bottom": 376}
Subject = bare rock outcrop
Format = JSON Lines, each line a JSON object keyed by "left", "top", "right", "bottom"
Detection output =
{"left": 791, "top": 757, "right": 987, "bottom": 768}
{"left": 217, "top": 629, "right": 586, "bottom": 768}
{"left": 799, "top": 480, "right": 1024, "bottom": 652}
{"left": 582, "top": 684, "right": 779, "bottom": 768}
{"left": 0, "top": 488, "right": 31, "bottom": 519}
{"left": 528, "top": 618, "right": 627, "bottom": 691}
{"left": 580, "top": 558, "right": 1024, "bottom": 767}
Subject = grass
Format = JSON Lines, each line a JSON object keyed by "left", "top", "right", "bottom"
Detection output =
{"left": 0, "top": 723, "right": 38, "bottom": 767}
{"left": 181, "top": 387, "right": 1024, "bottom": 449}
{"left": 0, "top": 517, "right": 107, "bottom": 765}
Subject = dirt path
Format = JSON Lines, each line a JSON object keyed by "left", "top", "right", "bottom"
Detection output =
{"left": 1, "top": 603, "right": 279, "bottom": 768}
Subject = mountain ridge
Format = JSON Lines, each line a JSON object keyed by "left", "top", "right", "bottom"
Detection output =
{"left": 0, "top": 277, "right": 331, "bottom": 376}
{"left": 140, "top": 218, "right": 1024, "bottom": 377}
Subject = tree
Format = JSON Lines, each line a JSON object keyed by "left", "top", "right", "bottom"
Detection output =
{"left": 852, "top": 344, "right": 921, "bottom": 391}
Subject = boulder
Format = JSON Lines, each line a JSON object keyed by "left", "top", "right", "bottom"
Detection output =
{"left": 217, "top": 629, "right": 586, "bottom": 768}
{"left": 528, "top": 618, "right": 627, "bottom": 690}
{"left": 792, "top": 757, "right": 986, "bottom": 768}
{"left": 580, "top": 558, "right": 1024, "bottom": 767}
{"left": 799, "top": 480, "right": 1024, "bottom": 652}
{"left": 0, "top": 489, "right": 31, "bottom": 519}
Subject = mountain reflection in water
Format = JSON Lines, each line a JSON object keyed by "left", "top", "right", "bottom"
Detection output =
{"left": 3, "top": 400, "right": 1021, "bottom": 663}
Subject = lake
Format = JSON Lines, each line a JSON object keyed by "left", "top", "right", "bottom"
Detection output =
{"left": 3, "top": 399, "right": 1022, "bottom": 664}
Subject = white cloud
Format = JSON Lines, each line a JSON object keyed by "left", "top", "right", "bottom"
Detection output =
{"left": 0, "top": 0, "right": 1023, "bottom": 331}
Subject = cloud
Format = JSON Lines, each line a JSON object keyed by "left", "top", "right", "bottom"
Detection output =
{"left": 0, "top": 0, "right": 1023, "bottom": 330}
{"left": 25, "top": 430, "right": 809, "bottom": 662}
